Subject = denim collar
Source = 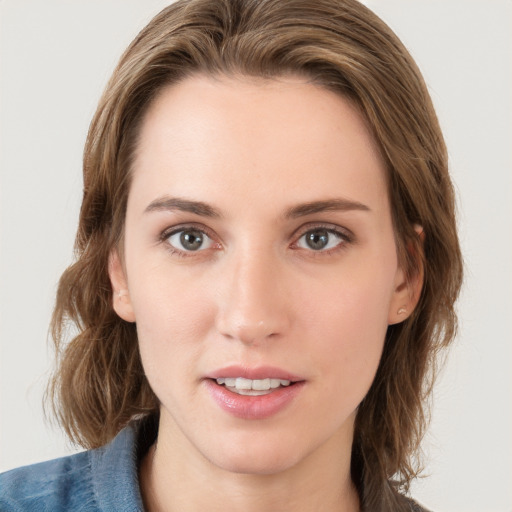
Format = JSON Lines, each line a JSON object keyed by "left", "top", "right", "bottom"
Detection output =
{"left": 90, "top": 416, "right": 157, "bottom": 511}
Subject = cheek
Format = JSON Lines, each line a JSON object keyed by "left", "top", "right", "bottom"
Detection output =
{"left": 128, "top": 265, "right": 217, "bottom": 383}
{"left": 307, "top": 264, "right": 393, "bottom": 338}
{"left": 303, "top": 263, "right": 395, "bottom": 388}
{"left": 130, "top": 256, "right": 216, "bottom": 331}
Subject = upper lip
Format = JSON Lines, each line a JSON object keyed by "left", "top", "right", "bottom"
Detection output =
{"left": 207, "top": 365, "right": 303, "bottom": 382}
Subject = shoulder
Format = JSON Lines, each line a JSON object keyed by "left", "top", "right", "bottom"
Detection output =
{"left": 0, "top": 421, "right": 148, "bottom": 512}
{"left": 0, "top": 450, "right": 96, "bottom": 511}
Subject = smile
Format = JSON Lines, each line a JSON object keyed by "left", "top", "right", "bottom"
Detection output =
{"left": 205, "top": 368, "right": 304, "bottom": 419}
{"left": 215, "top": 377, "right": 291, "bottom": 395}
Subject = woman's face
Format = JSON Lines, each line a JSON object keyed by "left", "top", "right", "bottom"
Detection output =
{"left": 111, "top": 74, "right": 415, "bottom": 475}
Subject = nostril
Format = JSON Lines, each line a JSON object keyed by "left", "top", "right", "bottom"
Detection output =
{"left": 217, "top": 317, "right": 283, "bottom": 345}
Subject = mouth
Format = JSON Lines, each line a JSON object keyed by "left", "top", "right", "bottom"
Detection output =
{"left": 205, "top": 366, "right": 304, "bottom": 419}
{"left": 214, "top": 377, "right": 293, "bottom": 396}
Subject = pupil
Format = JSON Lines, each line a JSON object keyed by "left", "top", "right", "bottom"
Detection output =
{"left": 180, "top": 230, "right": 203, "bottom": 250}
{"left": 306, "top": 229, "right": 329, "bottom": 250}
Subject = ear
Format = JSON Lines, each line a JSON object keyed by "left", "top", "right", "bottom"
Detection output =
{"left": 108, "top": 249, "right": 136, "bottom": 323}
{"left": 388, "top": 226, "right": 424, "bottom": 325}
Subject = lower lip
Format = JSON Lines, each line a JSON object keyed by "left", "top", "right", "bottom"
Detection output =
{"left": 204, "top": 379, "right": 304, "bottom": 420}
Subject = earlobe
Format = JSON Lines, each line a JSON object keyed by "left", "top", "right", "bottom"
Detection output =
{"left": 108, "top": 250, "right": 136, "bottom": 323}
{"left": 388, "top": 226, "right": 424, "bottom": 325}
{"left": 387, "top": 268, "right": 423, "bottom": 325}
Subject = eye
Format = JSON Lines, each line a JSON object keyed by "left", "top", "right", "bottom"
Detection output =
{"left": 166, "top": 228, "right": 215, "bottom": 252}
{"left": 296, "top": 228, "right": 345, "bottom": 251}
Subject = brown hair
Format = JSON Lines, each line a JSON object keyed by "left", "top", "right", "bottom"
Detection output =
{"left": 48, "top": 0, "right": 463, "bottom": 509}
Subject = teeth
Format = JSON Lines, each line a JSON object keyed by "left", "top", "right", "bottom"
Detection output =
{"left": 252, "top": 378, "right": 270, "bottom": 390}
{"left": 236, "top": 377, "right": 253, "bottom": 390}
{"left": 215, "top": 377, "right": 291, "bottom": 391}
{"left": 270, "top": 379, "right": 281, "bottom": 389}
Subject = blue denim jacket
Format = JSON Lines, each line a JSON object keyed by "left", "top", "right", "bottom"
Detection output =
{"left": 0, "top": 422, "right": 146, "bottom": 511}
{"left": 1, "top": 419, "right": 431, "bottom": 512}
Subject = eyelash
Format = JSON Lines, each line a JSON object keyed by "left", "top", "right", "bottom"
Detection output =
{"left": 159, "top": 224, "right": 219, "bottom": 258}
{"left": 292, "top": 224, "right": 353, "bottom": 255}
{"left": 159, "top": 223, "right": 353, "bottom": 258}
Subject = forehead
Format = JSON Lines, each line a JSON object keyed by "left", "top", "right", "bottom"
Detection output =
{"left": 130, "top": 74, "right": 388, "bottom": 217}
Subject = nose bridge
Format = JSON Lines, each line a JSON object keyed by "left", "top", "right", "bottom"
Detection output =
{"left": 216, "top": 243, "right": 289, "bottom": 344}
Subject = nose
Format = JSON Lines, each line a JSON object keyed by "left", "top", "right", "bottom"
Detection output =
{"left": 215, "top": 249, "right": 291, "bottom": 345}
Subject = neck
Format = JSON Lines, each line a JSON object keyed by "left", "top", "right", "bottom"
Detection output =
{"left": 139, "top": 414, "right": 360, "bottom": 512}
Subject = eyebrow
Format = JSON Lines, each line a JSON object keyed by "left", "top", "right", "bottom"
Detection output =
{"left": 144, "top": 196, "right": 222, "bottom": 217}
{"left": 284, "top": 198, "right": 370, "bottom": 218}
{"left": 144, "top": 196, "right": 370, "bottom": 219}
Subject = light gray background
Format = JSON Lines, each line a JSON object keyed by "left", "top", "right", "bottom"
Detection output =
{"left": 1, "top": 1, "right": 511, "bottom": 511}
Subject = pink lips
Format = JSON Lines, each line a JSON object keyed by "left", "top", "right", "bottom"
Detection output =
{"left": 205, "top": 365, "right": 305, "bottom": 420}
{"left": 208, "top": 365, "right": 302, "bottom": 382}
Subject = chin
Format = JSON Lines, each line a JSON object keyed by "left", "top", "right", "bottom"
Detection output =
{"left": 203, "top": 432, "right": 310, "bottom": 476}
{"left": 212, "top": 453, "right": 299, "bottom": 476}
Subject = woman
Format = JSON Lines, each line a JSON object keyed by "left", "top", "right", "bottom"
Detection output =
{"left": 0, "top": 0, "right": 462, "bottom": 510}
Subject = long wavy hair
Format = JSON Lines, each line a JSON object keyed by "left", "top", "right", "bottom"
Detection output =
{"left": 47, "top": 0, "right": 463, "bottom": 510}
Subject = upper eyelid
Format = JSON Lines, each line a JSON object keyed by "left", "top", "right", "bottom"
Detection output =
{"left": 161, "top": 223, "right": 218, "bottom": 241}
{"left": 291, "top": 222, "right": 353, "bottom": 240}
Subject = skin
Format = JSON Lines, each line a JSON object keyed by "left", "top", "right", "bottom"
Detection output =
{"left": 109, "top": 74, "right": 421, "bottom": 512}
